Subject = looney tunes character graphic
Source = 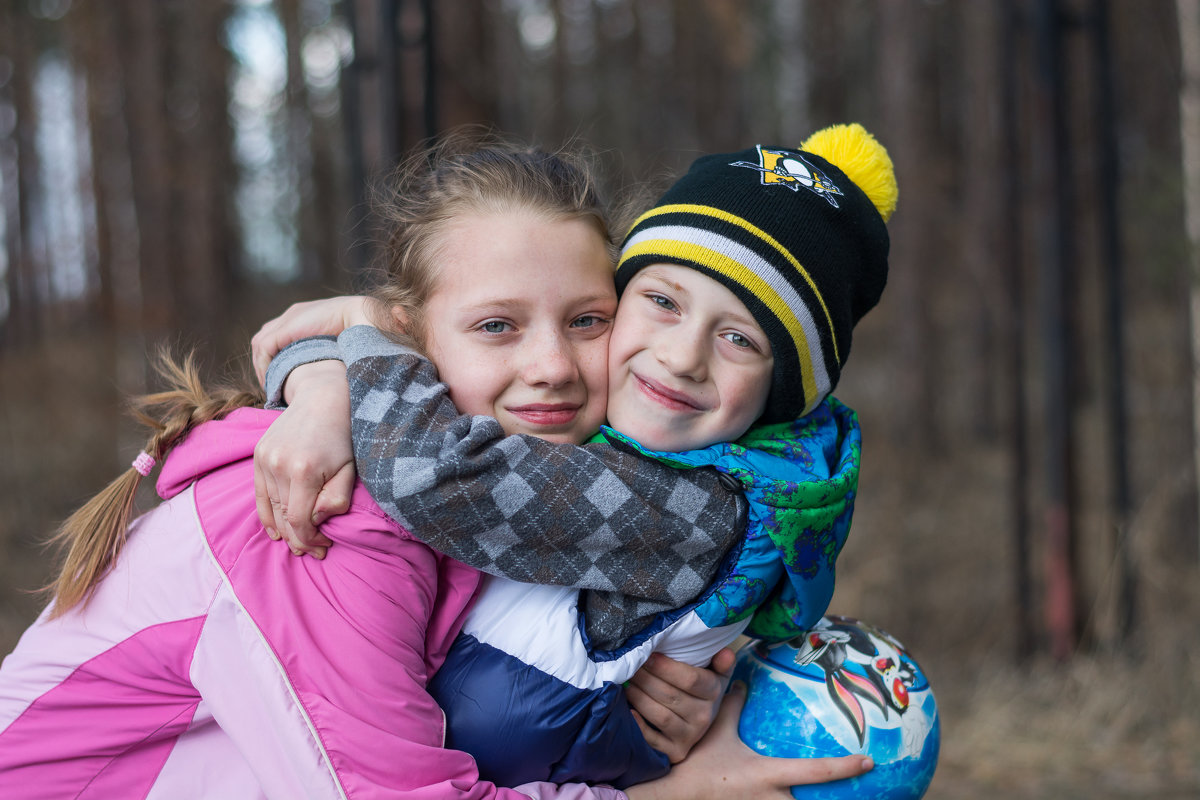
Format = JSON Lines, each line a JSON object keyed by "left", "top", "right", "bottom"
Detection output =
{"left": 784, "top": 615, "right": 917, "bottom": 746}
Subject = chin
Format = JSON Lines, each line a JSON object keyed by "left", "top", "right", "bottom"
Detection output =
{"left": 528, "top": 425, "right": 593, "bottom": 446}
{"left": 538, "top": 432, "right": 579, "bottom": 445}
{"left": 621, "top": 429, "right": 677, "bottom": 452}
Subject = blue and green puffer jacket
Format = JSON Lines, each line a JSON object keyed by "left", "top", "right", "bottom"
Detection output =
{"left": 428, "top": 398, "right": 862, "bottom": 789}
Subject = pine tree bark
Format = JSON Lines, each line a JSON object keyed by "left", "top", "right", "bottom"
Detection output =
{"left": 115, "top": 0, "right": 174, "bottom": 338}
{"left": 1178, "top": 0, "right": 1200, "bottom": 560}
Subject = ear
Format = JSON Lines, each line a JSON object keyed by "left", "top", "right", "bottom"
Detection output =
{"left": 390, "top": 305, "right": 410, "bottom": 333}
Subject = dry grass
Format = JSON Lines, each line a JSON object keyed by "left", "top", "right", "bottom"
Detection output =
{"left": 830, "top": 441, "right": 1200, "bottom": 799}
{"left": 2, "top": 329, "right": 1198, "bottom": 799}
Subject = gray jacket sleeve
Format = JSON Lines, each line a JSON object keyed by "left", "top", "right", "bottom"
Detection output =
{"left": 263, "top": 335, "right": 341, "bottom": 409}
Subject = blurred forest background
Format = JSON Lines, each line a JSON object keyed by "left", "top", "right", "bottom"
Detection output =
{"left": 1, "top": 0, "right": 1198, "bottom": 797}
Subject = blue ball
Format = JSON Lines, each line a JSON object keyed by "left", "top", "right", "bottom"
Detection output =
{"left": 734, "top": 615, "right": 940, "bottom": 800}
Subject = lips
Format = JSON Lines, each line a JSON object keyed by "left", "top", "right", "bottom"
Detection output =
{"left": 506, "top": 403, "right": 581, "bottom": 427}
{"left": 634, "top": 374, "right": 704, "bottom": 412}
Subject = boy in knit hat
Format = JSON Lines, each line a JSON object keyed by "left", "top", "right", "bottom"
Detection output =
{"left": 258, "top": 123, "right": 896, "bottom": 788}
{"left": 599, "top": 124, "right": 894, "bottom": 639}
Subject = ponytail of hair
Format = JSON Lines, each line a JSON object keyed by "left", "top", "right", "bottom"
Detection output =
{"left": 45, "top": 350, "right": 264, "bottom": 619}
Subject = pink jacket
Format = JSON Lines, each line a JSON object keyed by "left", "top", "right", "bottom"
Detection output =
{"left": 0, "top": 408, "right": 624, "bottom": 800}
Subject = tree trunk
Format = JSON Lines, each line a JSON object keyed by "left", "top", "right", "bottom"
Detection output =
{"left": 1178, "top": 0, "right": 1200, "bottom": 563}
{"left": 172, "top": 0, "right": 235, "bottom": 340}
{"left": 963, "top": 1, "right": 1003, "bottom": 440}
{"left": 115, "top": 0, "right": 174, "bottom": 340}
{"left": 0, "top": 3, "right": 26, "bottom": 346}
{"left": 68, "top": 1, "right": 114, "bottom": 330}
{"left": 281, "top": 0, "right": 328, "bottom": 286}
{"left": 998, "top": 0, "right": 1034, "bottom": 661}
{"left": 5, "top": 7, "right": 41, "bottom": 345}
{"left": 1031, "top": 0, "right": 1081, "bottom": 661}
{"left": 433, "top": 0, "right": 500, "bottom": 128}
{"left": 878, "top": 0, "right": 937, "bottom": 450}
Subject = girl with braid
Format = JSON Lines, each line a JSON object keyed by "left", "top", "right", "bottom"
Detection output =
{"left": 0, "top": 134, "right": 867, "bottom": 800}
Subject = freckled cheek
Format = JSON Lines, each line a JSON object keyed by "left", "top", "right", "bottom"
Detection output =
{"left": 444, "top": 353, "right": 519, "bottom": 418}
{"left": 579, "top": 336, "right": 610, "bottom": 375}
{"left": 572, "top": 341, "right": 608, "bottom": 419}
{"left": 605, "top": 327, "right": 639, "bottom": 377}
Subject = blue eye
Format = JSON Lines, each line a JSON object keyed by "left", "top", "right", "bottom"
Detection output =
{"left": 649, "top": 294, "right": 677, "bottom": 312}
{"left": 480, "top": 320, "right": 511, "bottom": 334}
{"left": 571, "top": 315, "right": 600, "bottom": 329}
{"left": 724, "top": 332, "right": 752, "bottom": 348}
{"left": 721, "top": 331, "right": 765, "bottom": 353}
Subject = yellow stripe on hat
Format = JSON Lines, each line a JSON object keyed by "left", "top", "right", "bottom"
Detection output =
{"left": 621, "top": 234, "right": 828, "bottom": 413}
{"left": 621, "top": 226, "right": 831, "bottom": 407}
{"left": 629, "top": 203, "right": 840, "bottom": 364}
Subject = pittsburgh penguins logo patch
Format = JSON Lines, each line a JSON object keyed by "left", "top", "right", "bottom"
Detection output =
{"left": 730, "top": 145, "right": 844, "bottom": 208}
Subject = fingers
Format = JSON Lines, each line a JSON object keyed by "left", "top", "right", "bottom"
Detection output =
{"left": 628, "top": 708, "right": 664, "bottom": 754}
{"left": 625, "top": 676, "right": 687, "bottom": 762}
{"left": 253, "top": 438, "right": 291, "bottom": 538}
{"left": 312, "top": 462, "right": 355, "bottom": 527}
{"left": 640, "top": 650, "right": 727, "bottom": 701}
{"left": 713, "top": 683, "right": 873, "bottom": 789}
{"left": 626, "top": 652, "right": 733, "bottom": 763}
{"left": 785, "top": 754, "right": 874, "bottom": 786}
{"left": 626, "top": 655, "right": 689, "bottom": 727}
{"left": 254, "top": 454, "right": 281, "bottom": 539}
{"left": 278, "top": 468, "right": 329, "bottom": 558}
{"left": 251, "top": 297, "right": 370, "bottom": 386}
{"left": 253, "top": 439, "right": 335, "bottom": 559}
{"left": 708, "top": 646, "right": 737, "bottom": 679}
{"left": 251, "top": 319, "right": 286, "bottom": 386}
{"left": 273, "top": 455, "right": 335, "bottom": 558}
{"left": 712, "top": 678, "right": 747, "bottom": 725}
{"left": 625, "top": 682, "right": 874, "bottom": 800}
{"left": 250, "top": 355, "right": 354, "bottom": 559}
{"left": 251, "top": 300, "right": 326, "bottom": 385}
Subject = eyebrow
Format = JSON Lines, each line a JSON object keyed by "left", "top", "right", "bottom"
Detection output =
{"left": 638, "top": 269, "right": 687, "bottom": 294}
{"left": 640, "top": 269, "right": 763, "bottom": 330}
{"left": 459, "top": 293, "right": 615, "bottom": 314}
{"left": 460, "top": 298, "right": 528, "bottom": 312}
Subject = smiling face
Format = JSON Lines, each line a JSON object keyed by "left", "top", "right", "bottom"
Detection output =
{"left": 605, "top": 263, "right": 774, "bottom": 452}
{"left": 416, "top": 209, "right": 617, "bottom": 445}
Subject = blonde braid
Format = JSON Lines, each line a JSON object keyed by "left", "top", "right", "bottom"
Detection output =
{"left": 46, "top": 351, "right": 263, "bottom": 618}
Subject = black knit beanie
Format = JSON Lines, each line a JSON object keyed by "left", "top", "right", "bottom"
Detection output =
{"left": 615, "top": 123, "right": 897, "bottom": 423}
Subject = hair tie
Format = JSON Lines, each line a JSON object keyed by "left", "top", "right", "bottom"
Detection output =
{"left": 131, "top": 452, "right": 156, "bottom": 477}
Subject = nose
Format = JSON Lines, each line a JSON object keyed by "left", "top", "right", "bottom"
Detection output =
{"left": 655, "top": 323, "right": 707, "bottom": 381}
{"left": 521, "top": 327, "right": 579, "bottom": 388}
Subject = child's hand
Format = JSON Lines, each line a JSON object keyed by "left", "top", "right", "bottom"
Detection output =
{"left": 624, "top": 682, "right": 873, "bottom": 800}
{"left": 251, "top": 296, "right": 373, "bottom": 384}
{"left": 626, "top": 648, "right": 736, "bottom": 763}
{"left": 253, "top": 360, "right": 355, "bottom": 557}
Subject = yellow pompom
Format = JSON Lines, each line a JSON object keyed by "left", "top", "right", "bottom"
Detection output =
{"left": 801, "top": 123, "right": 898, "bottom": 223}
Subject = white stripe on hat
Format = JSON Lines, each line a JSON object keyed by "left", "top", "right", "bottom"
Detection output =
{"left": 622, "top": 223, "right": 832, "bottom": 408}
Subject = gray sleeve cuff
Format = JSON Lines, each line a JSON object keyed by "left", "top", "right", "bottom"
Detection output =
{"left": 263, "top": 335, "right": 340, "bottom": 409}
{"left": 337, "top": 324, "right": 419, "bottom": 366}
